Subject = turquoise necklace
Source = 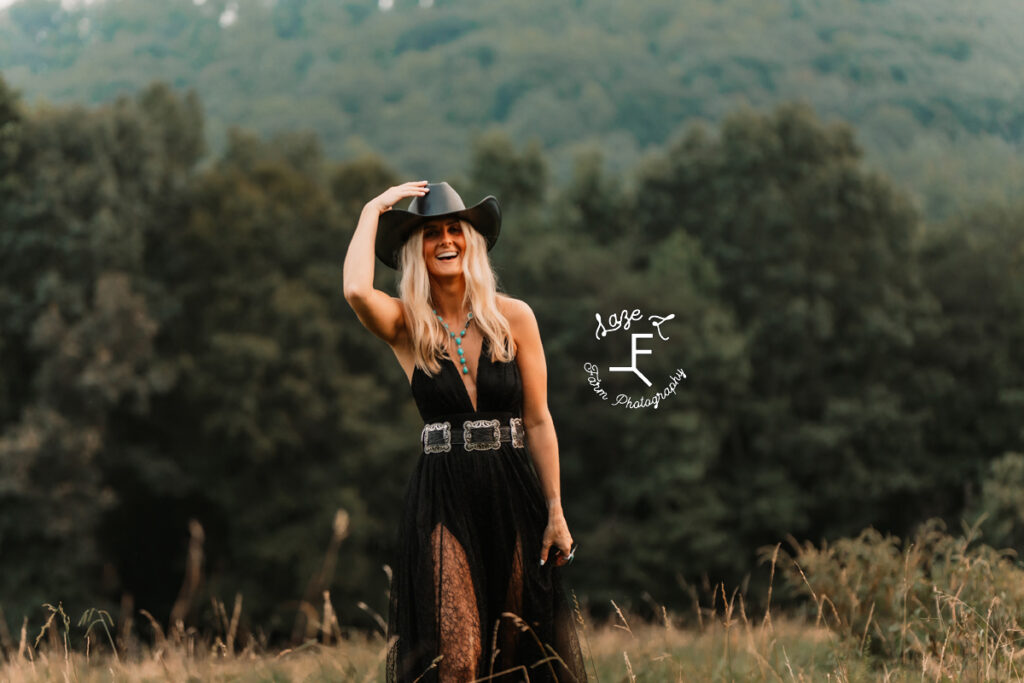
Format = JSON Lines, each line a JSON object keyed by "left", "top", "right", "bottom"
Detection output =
{"left": 433, "top": 307, "right": 474, "bottom": 374}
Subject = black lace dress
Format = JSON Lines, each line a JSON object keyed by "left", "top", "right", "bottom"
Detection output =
{"left": 386, "top": 336, "right": 588, "bottom": 682}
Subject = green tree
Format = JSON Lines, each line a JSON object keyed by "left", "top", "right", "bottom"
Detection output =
{"left": 0, "top": 79, "right": 193, "bottom": 628}
{"left": 634, "top": 102, "right": 943, "bottom": 561}
{"left": 917, "top": 200, "right": 1024, "bottom": 522}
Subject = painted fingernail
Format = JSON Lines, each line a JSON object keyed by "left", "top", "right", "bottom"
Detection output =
{"left": 539, "top": 559, "right": 545, "bottom": 566}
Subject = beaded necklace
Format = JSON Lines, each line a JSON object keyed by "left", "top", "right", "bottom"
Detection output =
{"left": 433, "top": 307, "right": 474, "bottom": 374}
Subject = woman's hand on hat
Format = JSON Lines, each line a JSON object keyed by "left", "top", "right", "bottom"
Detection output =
{"left": 369, "top": 181, "right": 430, "bottom": 214}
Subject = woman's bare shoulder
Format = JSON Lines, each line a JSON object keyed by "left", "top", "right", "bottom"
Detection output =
{"left": 497, "top": 293, "right": 530, "bottom": 319}
{"left": 496, "top": 294, "right": 537, "bottom": 347}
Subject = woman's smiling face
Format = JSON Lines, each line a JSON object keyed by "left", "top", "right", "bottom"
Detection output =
{"left": 421, "top": 217, "right": 467, "bottom": 277}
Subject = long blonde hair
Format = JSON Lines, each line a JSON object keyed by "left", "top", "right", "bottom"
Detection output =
{"left": 397, "top": 219, "right": 516, "bottom": 376}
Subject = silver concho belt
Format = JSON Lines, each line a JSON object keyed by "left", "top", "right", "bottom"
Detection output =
{"left": 421, "top": 417, "right": 526, "bottom": 453}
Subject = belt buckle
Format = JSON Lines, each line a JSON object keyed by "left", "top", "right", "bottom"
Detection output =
{"left": 510, "top": 417, "right": 525, "bottom": 448}
{"left": 422, "top": 421, "right": 451, "bottom": 454}
{"left": 463, "top": 419, "right": 501, "bottom": 451}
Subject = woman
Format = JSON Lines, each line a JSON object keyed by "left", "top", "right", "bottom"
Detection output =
{"left": 343, "top": 180, "right": 588, "bottom": 682}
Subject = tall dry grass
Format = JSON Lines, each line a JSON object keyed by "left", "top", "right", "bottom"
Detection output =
{"left": 768, "top": 515, "right": 1024, "bottom": 681}
{"left": 2, "top": 514, "right": 1022, "bottom": 681}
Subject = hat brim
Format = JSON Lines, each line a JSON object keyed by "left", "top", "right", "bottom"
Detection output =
{"left": 375, "top": 195, "right": 501, "bottom": 269}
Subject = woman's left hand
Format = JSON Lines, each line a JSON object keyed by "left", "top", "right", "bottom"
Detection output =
{"left": 540, "top": 510, "right": 574, "bottom": 567}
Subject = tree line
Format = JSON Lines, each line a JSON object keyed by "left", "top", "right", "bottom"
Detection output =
{"left": 1, "top": 76, "right": 1022, "bottom": 645}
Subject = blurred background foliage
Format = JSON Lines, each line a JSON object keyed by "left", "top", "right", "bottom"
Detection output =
{"left": 2, "top": 0, "right": 1024, "bottom": 223}
{"left": 1, "top": 0, "right": 1023, "bottom": 648}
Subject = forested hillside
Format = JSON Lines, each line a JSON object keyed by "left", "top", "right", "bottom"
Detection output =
{"left": 2, "top": 0, "right": 1024, "bottom": 222}
{"left": 3, "top": 0, "right": 1024, "bottom": 649}
{"left": 2, "top": 73, "right": 1023, "bottom": 642}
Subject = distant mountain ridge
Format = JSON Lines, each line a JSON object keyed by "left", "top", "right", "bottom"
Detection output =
{"left": 2, "top": 0, "right": 1023, "bottom": 221}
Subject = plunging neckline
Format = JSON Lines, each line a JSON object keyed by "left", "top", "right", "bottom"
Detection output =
{"left": 443, "top": 337, "right": 487, "bottom": 413}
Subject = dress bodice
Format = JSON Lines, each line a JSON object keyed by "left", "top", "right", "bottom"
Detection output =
{"left": 410, "top": 336, "right": 522, "bottom": 421}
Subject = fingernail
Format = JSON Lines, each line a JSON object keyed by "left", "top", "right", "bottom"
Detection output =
{"left": 539, "top": 559, "right": 545, "bottom": 566}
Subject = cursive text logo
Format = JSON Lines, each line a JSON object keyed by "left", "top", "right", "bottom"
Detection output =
{"left": 584, "top": 307, "right": 685, "bottom": 410}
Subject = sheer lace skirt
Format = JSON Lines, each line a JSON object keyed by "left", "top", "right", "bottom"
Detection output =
{"left": 386, "top": 442, "right": 587, "bottom": 682}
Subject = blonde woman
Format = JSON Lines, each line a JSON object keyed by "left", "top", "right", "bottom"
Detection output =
{"left": 343, "top": 180, "right": 587, "bottom": 682}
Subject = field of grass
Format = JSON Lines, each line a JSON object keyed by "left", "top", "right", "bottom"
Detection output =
{"left": 0, "top": 605, "right": 900, "bottom": 682}
{"left": 4, "top": 519, "right": 1024, "bottom": 681}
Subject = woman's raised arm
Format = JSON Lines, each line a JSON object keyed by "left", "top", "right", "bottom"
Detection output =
{"left": 343, "top": 181, "right": 428, "bottom": 344}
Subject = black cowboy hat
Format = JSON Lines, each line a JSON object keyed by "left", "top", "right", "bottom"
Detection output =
{"left": 375, "top": 181, "right": 501, "bottom": 269}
